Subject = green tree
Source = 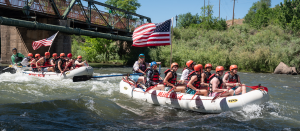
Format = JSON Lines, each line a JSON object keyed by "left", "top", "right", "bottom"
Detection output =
{"left": 244, "top": 0, "right": 271, "bottom": 24}
{"left": 105, "top": 0, "right": 141, "bottom": 13}
{"left": 177, "top": 12, "right": 200, "bottom": 28}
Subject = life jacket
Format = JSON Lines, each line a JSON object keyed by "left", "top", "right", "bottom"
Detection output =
{"left": 208, "top": 73, "right": 223, "bottom": 89}
{"left": 149, "top": 69, "right": 160, "bottom": 83}
{"left": 67, "top": 59, "right": 73, "bottom": 68}
{"left": 43, "top": 57, "right": 51, "bottom": 66}
{"left": 75, "top": 60, "right": 83, "bottom": 68}
{"left": 225, "top": 71, "right": 239, "bottom": 83}
{"left": 55, "top": 58, "right": 66, "bottom": 71}
{"left": 133, "top": 61, "right": 147, "bottom": 73}
{"left": 187, "top": 71, "right": 201, "bottom": 89}
{"left": 164, "top": 69, "right": 177, "bottom": 86}
{"left": 14, "top": 53, "right": 23, "bottom": 63}
{"left": 31, "top": 58, "right": 40, "bottom": 68}
{"left": 204, "top": 71, "right": 212, "bottom": 83}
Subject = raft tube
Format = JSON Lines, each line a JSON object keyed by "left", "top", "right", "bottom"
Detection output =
{"left": 119, "top": 78, "right": 269, "bottom": 113}
{"left": 18, "top": 66, "right": 94, "bottom": 80}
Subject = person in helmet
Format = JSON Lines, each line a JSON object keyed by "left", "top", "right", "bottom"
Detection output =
{"left": 74, "top": 55, "right": 87, "bottom": 68}
{"left": 209, "top": 66, "right": 233, "bottom": 97}
{"left": 133, "top": 54, "right": 161, "bottom": 84}
{"left": 49, "top": 53, "right": 59, "bottom": 72}
{"left": 36, "top": 52, "right": 52, "bottom": 72}
{"left": 31, "top": 54, "right": 41, "bottom": 72}
{"left": 186, "top": 64, "right": 209, "bottom": 96}
{"left": 65, "top": 53, "right": 74, "bottom": 70}
{"left": 145, "top": 61, "right": 165, "bottom": 90}
{"left": 11, "top": 48, "right": 25, "bottom": 66}
{"left": 202, "top": 63, "right": 213, "bottom": 83}
{"left": 20, "top": 53, "right": 34, "bottom": 67}
{"left": 163, "top": 62, "right": 186, "bottom": 93}
{"left": 180, "top": 60, "right": 195, "bottom": 83}
{"left": 55, "top": 53, "right": 68, "bottom": 73}
{"left": 223, "top": 65, "right": 246, "bottom": 95}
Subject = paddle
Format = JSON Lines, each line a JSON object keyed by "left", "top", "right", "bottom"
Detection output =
{"left": 246, "top": 84, "right": 268, "bottom": 92}
{"left": 73, "top": 73, "right": 143, "bottom": 82}
{"left": 159, "top": 64, "right": 161, "bottom": 74}
{"left": 191, "top": 91, "right": 199, "bottom": 100}
{"left": 211, "top": 84, "right": 236, "bottom": 103}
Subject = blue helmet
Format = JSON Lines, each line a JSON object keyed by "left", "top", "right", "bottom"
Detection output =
{"left": 139, "top": 54, "right": 145, "bottom": 58}
{"left": 150, "top": 61, "right": 157, "bottom": 67}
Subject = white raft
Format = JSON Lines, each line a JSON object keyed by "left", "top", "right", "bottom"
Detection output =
{"left": 16, "top": 66, "right": 94, "bottom": 80}
{"left": 119, "top": 78, "right": 270, "bottom": 113}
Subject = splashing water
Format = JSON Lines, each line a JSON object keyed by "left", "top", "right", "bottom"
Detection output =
{"left": 0, "top": 67, "right": 299, "bottom": 130}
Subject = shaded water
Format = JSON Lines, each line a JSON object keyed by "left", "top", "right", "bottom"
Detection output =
{"left": 0, "top": 67, "right": 299, "bottom": 130}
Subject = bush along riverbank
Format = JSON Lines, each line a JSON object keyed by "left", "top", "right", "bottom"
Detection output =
{"left": 148, "top": 25, "right": 300, "bottom": 73}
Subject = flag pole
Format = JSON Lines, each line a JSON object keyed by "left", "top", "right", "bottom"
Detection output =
{"left": 170, "top": 17, "right": 174, "bottom": 66}
{"left": 48, "top": 31, "right": 59, "bottom": 52}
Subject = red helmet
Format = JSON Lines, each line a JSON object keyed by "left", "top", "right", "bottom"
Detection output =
{"left": 67, "top": 53, "right": 72, "bottom": 58}
{"left": 35, "top": 54, "right": 40, "bottom": 58}
{"left": 194, "top": 64, "right": 203, "bottom": 72}
{"left": 52, "top": 53, "right": 57, "bottom": 57}
{"left": 60, "top": 53, "right": 65, "bottom": 57}
{"left": 28, "top": 53, "right": 33, "bottom": 57}
{"left": 230, "top": 65, "right": 238, "bottom": 71}
{"left": 186, "top": 60, "right": 194, "bottom": 67}
{"left": 77, "top": 55, "right": 82, "bottom": 59}
{"left": 171, "top": 62, "right": 179, "bottom": 68}
{"left": 216, "top": 66, "right": 225, "bottom": 72}
{"left": 205, "top": 63, "right": 212, "bottom": 69}
{"left": 45, "top": 52, "right": 50, "bottom": 56}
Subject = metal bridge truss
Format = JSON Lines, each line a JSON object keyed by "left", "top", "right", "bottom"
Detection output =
{"left": 0, "top": 0, "right": 151, "bottom": 34}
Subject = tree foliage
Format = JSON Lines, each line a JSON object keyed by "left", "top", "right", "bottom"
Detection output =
{"left": 105, "top": 0, "right": 141, "bottom": 13}
{"left": 177, "top": 5, "right": 226, "bottom": 31}
{"left": 244, "top": 0, "right": 300, "bottom": 34}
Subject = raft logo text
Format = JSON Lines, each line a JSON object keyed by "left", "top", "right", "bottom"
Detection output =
{"left": 157, "top": 92, "right": 184, "bottom": 100}
{"left": 228, "top": 99, "right": 238, "bottom": 103}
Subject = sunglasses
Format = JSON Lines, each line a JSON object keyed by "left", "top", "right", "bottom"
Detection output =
{"left": 78, "top": 58, "right": 82, "bottom": 59}
{"left": 139, "top": 57, "right": 145, "bottom": 59}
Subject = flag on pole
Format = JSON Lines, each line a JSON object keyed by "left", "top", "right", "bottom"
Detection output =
{"left": 32, "top": 31, "right": 59, "bottom": 50}
{"left": 132, "top": 19, "right": 172, "bottom": 47}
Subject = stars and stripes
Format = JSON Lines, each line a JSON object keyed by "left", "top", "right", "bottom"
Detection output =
{"left": 32, "top": 31, "right": 59, "bottom": 50}
{"left": 132, "top": 19, "right": 173, "bottom": 47}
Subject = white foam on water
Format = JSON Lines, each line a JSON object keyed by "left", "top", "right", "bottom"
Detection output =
{"left": 20, "top": 112, "right": 27, "bottom": 117}
{"left": 85, "top": 99, "right": 96, "bottom": 111}
{"left": 283, "top": 86, "right": 289, "bottom": 88}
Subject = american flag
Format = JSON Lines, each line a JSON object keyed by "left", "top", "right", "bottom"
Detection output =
{"left": 32, "top": 31, "right": 59, "bottom": 50}
{"left": 132, "top": 19, "right": 173, "bottom": 47}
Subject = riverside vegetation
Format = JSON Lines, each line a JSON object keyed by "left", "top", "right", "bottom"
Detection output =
{"left": 71, "top": 0, "right": 300, "bottom": 72}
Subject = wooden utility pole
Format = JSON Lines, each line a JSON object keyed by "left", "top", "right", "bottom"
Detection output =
{"left": 232, "top": 0, "right": 235, "bottom": 26}
{"left": 208, "top": 0, "right": 210, "bottom": 16}
{"left": 219, "top": 0, "right": 220, "bottom": 19}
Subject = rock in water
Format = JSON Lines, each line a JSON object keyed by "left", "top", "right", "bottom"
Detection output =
{"left": 274, "top": 62, "right": 297, "bottom": 75}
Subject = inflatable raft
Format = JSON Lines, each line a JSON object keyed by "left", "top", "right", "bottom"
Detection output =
{"left": 119, "top": 77, "right": 270, "bottom": 113}
{"left": 15, "top": 66, "right": 94, "bottom": 80}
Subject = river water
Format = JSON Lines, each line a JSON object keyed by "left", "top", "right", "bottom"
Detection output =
{"left": 0, "top": 67, "right": 299, "bottom": 130}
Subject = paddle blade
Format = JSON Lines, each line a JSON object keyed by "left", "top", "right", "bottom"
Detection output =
{"left": 246, "top": 85, "right": 268, "bottom": 92}
{"left": 73, "top": 75, "right": 91, "bottom": 82}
